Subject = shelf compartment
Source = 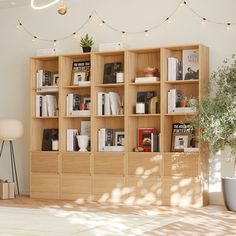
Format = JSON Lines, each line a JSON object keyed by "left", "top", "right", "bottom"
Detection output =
{"left": 128, "top": 152, "right": 162, "bottom": 176}
{"left": 62, "top": 153, "right": 91, "bottom": 174}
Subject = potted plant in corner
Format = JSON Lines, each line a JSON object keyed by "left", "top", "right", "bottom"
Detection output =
{"left": 192, "top": 55, "right": 236, "bottom": 211}
{"left": 80, "top": 33, "right": 94, "bottom": 53}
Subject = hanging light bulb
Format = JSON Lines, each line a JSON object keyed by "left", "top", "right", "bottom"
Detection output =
{"left": 201, "top": 18, "right": 207, "bottom": 24}
{"left": 99, "top": 20, "right": 105, "bottom": 27}
{"left": 144, "top": 30, "right": 149, "bottom": 37}
{"left": 121, "top": 31, "right": 125, "bottom": 38}
{"left": 32, "top": 36, "right": 37, "bottom": 42}
{"left": 17, "top": 22, "right": 22, "bottom": 29}
{"left": 57, "top": 1, "right": 67, "bottom": 15}
{"left": 226, "top": 23, "right": 231, "bottom": 30}
{"left": 53, "top": 40, "right": 57, "bottom": 47}
{"left": 73, "top": 32, "right": 79, "bottom": 39}
{"left": 166, "top": 17, "right": 171, "bottom": 24}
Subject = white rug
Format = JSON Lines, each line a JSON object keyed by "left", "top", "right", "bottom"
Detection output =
{"left": 0, "top": 206, "right": 178, "bottom": 236}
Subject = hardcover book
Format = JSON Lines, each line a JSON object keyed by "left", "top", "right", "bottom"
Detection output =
{"left": 72, "top": 61, "right": 91, "bottom": 82}
{"left": 182, "top": 49, "right": 199, "bottom": 80}
{"left": 137, "top": 91, "right": 157, "bottom": 114}
{"left": 103, "top": 62, "right": 122, "bottom": 84}
{"left": 138, "top": 128, "right": 158, "bottom": 152}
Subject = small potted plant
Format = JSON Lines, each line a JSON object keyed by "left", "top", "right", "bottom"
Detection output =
{"left": 191, "top": 55, "right": 236, "bottom": 211}
{"left": 179, "top": 96, "right": 188, "bottom": 107}
{"left": 80, "top": 33, "right": 94, "bottom": 53}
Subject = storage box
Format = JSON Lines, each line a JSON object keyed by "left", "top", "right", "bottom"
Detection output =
{"left": 0, "top": 182, "right": 15, "bottom": 199}
{"left": 98, "top": 42, "right": 125, "bottom": 52}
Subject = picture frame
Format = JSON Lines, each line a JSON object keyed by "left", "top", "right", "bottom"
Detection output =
{"left": 171, "top": 133, "right": 191, "bottom": 152}
{"left": 83, "top": 97, "right": 91, "bottom": 110}
{"left": 72, "top": 71, "right": 86, "bottom": 85}
{"left": 115, "top": 131, "right": 125, "bottom": 146}
{"left": 52, "top": 74, "right": 59, "bottom": 86}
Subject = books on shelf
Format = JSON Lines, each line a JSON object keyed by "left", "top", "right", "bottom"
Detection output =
{"left": 137, "top": 91, "right": 157, "bottom": 114}
{"left": 134, "top": 77, "right": 159, "bottom": 83}
{"left": 66, "top": 93, "right": 91, "bottom": 116}
{"left": 138, "top": 128, "right": 160, "bottom": 152}
{"left": 42, "top": 128, "right": 58, "bottom": 151}
{"left": 67, "top": 129, "right": 79, "bottom": 151}
{"left": 167, "top": 89, "right": 182, "bottom": 113}
{"left": 36, "top": 70, "right": 59, "bottom": 88}
{"left": 98, "top": 128, "right": 125, "bottom": 152}
{"left": 103, "top": 62, "right": 123, "bottom": 84}
{"left": 81, "top": 121, "right": 91, "bottom": 136}
{"left": 182, "top": 49, "right": 199, "bottom": 80}
{"left": 167, "top": 57, "right": 182, "bottom": 81}
{"left": 35, "top": 94, "right": 58, "bottom": 117}
{"left": 171, "top": 123, "right": 195, "bottom": 152}
{"left": 97, "top": 92, "right": 121, "bottom": 115}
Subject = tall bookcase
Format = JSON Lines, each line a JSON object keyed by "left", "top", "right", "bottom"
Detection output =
{"left": 30, "top": 44, "right": 209, "bottom": 206}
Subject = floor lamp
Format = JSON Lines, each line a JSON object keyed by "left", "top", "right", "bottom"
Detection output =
{"left": 0, "top": 120, "right": 24, "bottom": 195}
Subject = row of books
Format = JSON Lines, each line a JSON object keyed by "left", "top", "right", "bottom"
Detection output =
{"left": 36, "top": 69, "right": 59, "bottom": 88}
{"left": 168, "top": 49, "right": 199, "bottom": 81}
{"left": 167, "top": 89, "right": 196, "bottom": 114}
{"left": 97, "top": 92, "right": 121, "bottom": 115}
{"left": 138, "top": 128, "right": 160, "bottom": 152}
{"left": 35, "top": 95, "right": 58, "bottom": 117}
{"left": 66, "top": 93, "right": 91, "bottom": 116}
{"left": 98, "top": 128, "right": 125, "bottom": 152}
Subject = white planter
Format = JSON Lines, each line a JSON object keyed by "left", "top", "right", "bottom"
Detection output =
{"left": 222, "top": 177, "right": 236, "bottom": 211}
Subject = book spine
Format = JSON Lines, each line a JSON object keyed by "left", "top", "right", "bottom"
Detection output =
{"left": 104, "top": 93, "right": 111, "bottom": 115}
{"left": 42, "top": 95, "right": 48, "bottom": 117}
{"left": 105, "top": 128, "right": 113, "bottom": 146}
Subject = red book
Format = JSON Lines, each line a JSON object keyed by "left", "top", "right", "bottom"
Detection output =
{"left": 138, "top": 128, "right": 158, "bottom": 152}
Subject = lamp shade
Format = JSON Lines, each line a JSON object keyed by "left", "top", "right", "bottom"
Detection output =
{"left": 0, "top": 120, "right": 24, "bottom": 141}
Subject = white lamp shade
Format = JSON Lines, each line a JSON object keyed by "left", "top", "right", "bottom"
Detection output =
{"left": 0, "top": 119, "right": 24, "bottom": 141}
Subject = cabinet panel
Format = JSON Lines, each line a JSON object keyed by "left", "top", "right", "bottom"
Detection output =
{"left": 62, "top": 153, "right": 91, "bottom": 174}
{"left": 128, "top": 153, "right": 162, "bottom": 176}
{"left": 61, "top": 174, "right": 91, "bottom": 195}
{"left": 31, "top": 152, "right": 59, "bottom": 173}
{"left": 126, "top": 176, "right": 162, "bottom": 205}
{"left": 94, "top": 153, "right": 124, "bottom": 175}
{"left": 30, "top": 173, "right": 59, "bottom": 195}
{"left": 93, "top": 175, "right": 125, "bottom": 202}
{"left": 164, "top": 153, "right": 199, "bottom": 177}
{"left": 162, "top": 177, "right": 202, "bottom": 206}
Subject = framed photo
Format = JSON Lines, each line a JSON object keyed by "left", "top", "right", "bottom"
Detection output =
{"left": 72, "top": 71, "right": 86, "bottom": 85}
{"left": 83, "top": 97, "right": 91, "bottom": 110}
{"left": 172, "top": 133, "right": 191, "bottom": 152}
{"left": 115, "top": 131, "right": 125, "bottom": 146}
{"left": 53, "top": 74, "right": 59, "bottom": 86}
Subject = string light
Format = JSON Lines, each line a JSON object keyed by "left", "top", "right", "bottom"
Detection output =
{"left": 32, "top": 36, "right": 37, "bottom": 42}
{"left": 226, "top": 23, "right": 231, "bottom": 30}
{"left": 18, "top": 1, "right": 236, "bottom": 45}
{"left": 31, "top": 0, "right": 60, "bottom": 10}
{"left": 53, "top": 40, "right": 57, "bottom": 46}
{"left": 201, "top": 17, "right": 207, "bottom": 24}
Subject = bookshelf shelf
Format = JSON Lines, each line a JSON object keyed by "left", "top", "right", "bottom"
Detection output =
{"left": 30, "top": 45, "right": 209, "bottom": 206}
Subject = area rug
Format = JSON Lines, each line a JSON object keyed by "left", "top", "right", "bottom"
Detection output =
{"left": 0, "top": 206, "right": 178, "bottom": 236}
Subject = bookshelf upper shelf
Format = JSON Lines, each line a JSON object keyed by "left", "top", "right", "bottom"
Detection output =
{"left": 165, "top": 80, "right": 199, "bottom": 84}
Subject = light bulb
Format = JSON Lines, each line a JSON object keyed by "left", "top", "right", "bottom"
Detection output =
{"left": 73, "top": 32, "right": 79, "bottom": 39}
{"left": 99, "top": 20, "right": 105, "bottom": 26}
{"left": 32, "top": 36, "right": 37, "bottom": 42}
{"left": 166, "top": 17, "right": 171, "bottom": 24}
{"left": 201, "top": 18, "right": 206, "bottom": 25}
{"left": 121, "top": 31, "right": 125, "bottom": 38}
{"left": 145, "top": 30, "right": 149, "bottom": 37}
{"left": 226, "top": 23, "right": 231, "bottom": 30}
{"left": 53, "top": 40, "right": 57, "bottom": 47}
{"left": 17, "top": 22, "right": 22, "bottom": 29}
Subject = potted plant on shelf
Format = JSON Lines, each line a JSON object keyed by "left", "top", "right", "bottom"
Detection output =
{"left": 192, "top": 55, "right": 236, "bottom": 211}
{"left": 80, "top": 33, "right": 94, "bottom": 53}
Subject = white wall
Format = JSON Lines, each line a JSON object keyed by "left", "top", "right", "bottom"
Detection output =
{"left": 0, "top": 0, "right": 235, "bottom": 202}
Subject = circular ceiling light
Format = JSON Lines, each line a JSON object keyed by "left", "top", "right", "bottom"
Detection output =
{"left": 31, "top": 0, "right": 61, "bottom": 10}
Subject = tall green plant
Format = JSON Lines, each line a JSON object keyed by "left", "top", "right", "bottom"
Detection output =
{"left": 193, "top": 55, "right": 236, "bottom": 175}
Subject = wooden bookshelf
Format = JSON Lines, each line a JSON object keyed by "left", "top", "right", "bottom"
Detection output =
{"left": 30, "top": 45, "right": 209, "bottom": 206}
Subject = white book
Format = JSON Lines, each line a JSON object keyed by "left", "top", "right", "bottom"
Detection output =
{"left": 173, "top": 107, "right": 196, "bottom": 113}
{"left": 109, "top": 92, "right": 120, "bottom": 115}
{"left": 182, "top": 49, "right": 199, "bottom": 80}
{"left": 168, "top": 57, "right": 178, "bottom": 81}
{"left": 78, "top": 81, "right": 91, "bottom": 86}
{"left": 67, "top": 94, "right": 73, "bottom": 116}
{"left": 70, "top": 110, "right": 90, "bottom": 116}
{"left": 37, "top": 86, "right": 58, "bottom": 93}
{"left": 167, "top": 91, "right": 172, "bottom": 114}
{"left": 98, "top": 128, "right": 106, "bottom": 151}
{"left": 46, "top": 95, "right": 57, "bottom": 117}
{"left": 81, "top": 121, "right": 91, "bottom": 136}
{"left": 42, "top": 95, "right": 48, "bottom": 117}
{"left": 104, "top": 93, "right": 111, "bottom": 115}
{"left": 35, "top": 95, "right": 42, "bottom": 117}
{"left": 97, "top": 92, "right": 105, "bottom": 115}
{"left": 169, "top": 89, "right": 176, "bottom": 113}
{"left": 67, "top": 129, "right": 78, "bottom": 151}
{"left": 103, "top": 146, "right": 125, "bottom": 152}
{"left": 135, "top": 77, "right": 158, "bottom": 83}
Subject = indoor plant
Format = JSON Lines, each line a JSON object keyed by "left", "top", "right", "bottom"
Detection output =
{"left": 80, "top": 33, "right": 94, "bottom": 53}
{"left": 192, "top": 55, "right": 236, "bottom": 211}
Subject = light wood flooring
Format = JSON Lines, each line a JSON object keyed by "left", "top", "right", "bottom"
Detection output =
{"left": 0, "top": 196, "right": 235, "bottom": 236}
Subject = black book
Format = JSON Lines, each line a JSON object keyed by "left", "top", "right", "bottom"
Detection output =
{"left": 42, "top": 128, "right": 58, "bottom": 151}
{"left": 73, "top": 94, "right": 81, "bottom": 111}
{"left": 105, "top": 128, "right": 113, "bottom": 146}
{"left": 137, "top": 91, "right": 157, "bottom": 113}
{"left": 103, "top": 62, "right": 122, "bottom": 84}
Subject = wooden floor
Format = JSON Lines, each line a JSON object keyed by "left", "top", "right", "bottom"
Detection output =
{"left": 0, "top": 197, "right": 235, "bottom": 236}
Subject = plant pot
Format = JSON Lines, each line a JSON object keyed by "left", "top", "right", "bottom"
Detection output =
{"left": 180, "top": 100, "right": 187, "bottom": 107}
{"left": 222, "top": 177, "right": 236, "bottom": 211}
{"left": 82, "top": 47, "right": 91, "bottom": 53}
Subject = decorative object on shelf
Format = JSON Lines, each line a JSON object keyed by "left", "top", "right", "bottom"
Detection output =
{"left": 191, "top": 55, "right": 236, "bottom": 211}
{"left": 143, "top": 67, "right": 159, "bottom": 77}
{"left": 134, "top": 146, "right": 144, "bottom": 152}
{"left": 103, "top": 62, "right": 123, "bottom": 84}
{"left": 137, "top": 91, "right": 156, "bottom": 114}
{"left": 99, "top": 42, "right": 124, "bottom": 52}
{"left": 136, "top": 103, "right": 145, "bottom": 114}
{"left": 0, "top": 119, "right": 24, "bottom": 195}
{"left": 22, "top": 1, "right": 235, "bottom": 45}
{"left": 179, "top": 96, "right": 188, "bottom": 107}
{"left": 115, "top": 131, "right": 125, "bottom": 146}
{"left": 77, "top": 135, "right": 89, "bottom": 152}
{"left": 138, "top": 128, "right": 159, "bottom": 152}
{"left": 72, "top": 61, "right": 91, "bottom": 85}
{"left": 148, "top": 96, "right": 159, "bottom": 114}
{"left": 42, "top": 128, "right": 58, "bottom": 151}
{"left": 0, "top": 180, "right": 15, "bottom": 200}
{"left": 80, "top": 33, "right": 94, "bottom": 53}
{"left": 116, "top": 72, "right": 124, "bottom": 83}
